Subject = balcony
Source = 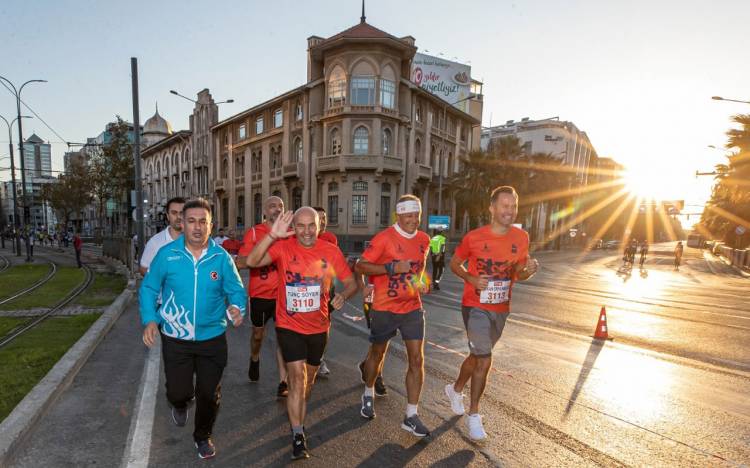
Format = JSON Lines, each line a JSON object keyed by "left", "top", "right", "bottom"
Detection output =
{"left": 283, "top": 161, "right": 305, "bottom": 179}
{"left": 317, "top": 154, "right": 405, "bottom": 173}
{"left": 383, "top": 156, "right": 402, "bottom": 173}
{"left": 317, "top": 155, "right": 340, "bottom": 172}
{"left": 416, "top": 164, "right": 432, "bottom": 180}
{"left": 213, "top": 178, "right": 227, "bottom": 193}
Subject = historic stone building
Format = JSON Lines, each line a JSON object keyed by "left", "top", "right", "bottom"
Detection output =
{"left": 211, "top": 17, "right": 482, "bottom": 247}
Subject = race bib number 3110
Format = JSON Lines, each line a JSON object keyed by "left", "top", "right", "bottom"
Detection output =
{"left": 286, "top": 283, "right": 321, "bottom": 313}
{"left": 480, "top": 280, "right": 510, "bottom": 304}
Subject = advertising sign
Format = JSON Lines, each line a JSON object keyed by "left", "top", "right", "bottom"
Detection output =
{"left": 411, "top": 53, "right": 471, "bottom": 112}
{"left": 428, "top": 215, "right": 450, "bottom": 230}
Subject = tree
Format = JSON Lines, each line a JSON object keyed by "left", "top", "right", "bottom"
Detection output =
{"left": 41, "top": 159, "right": 93, "bottom": 229}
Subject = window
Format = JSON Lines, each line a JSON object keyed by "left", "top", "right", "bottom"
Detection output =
{"left": 234, "top": 155, "right": 244, "bottom": 176}
{"left": 352, "top": 195, "right": 368, "bottom": 225}
{"left": 251, "top": 151, "right": 262, "bottom": 172}
{"left": 221, "top": 198, "right": 228, "bottom": 228}
{"left": 237, "top": 196, "right": 244, "bottom": 228}
{"left": 238, "top": 124, "right": 246, "bottom": 140}
{"left": 255, "top": 116, "right": 264, "bottom": 135}
{"left": 415, "top": 105, "right": 422, "bottom": 123}
{"left": 221, "top": 157, "right": 228, "bottom": 178}
{"left": 292, "top": 187, "right": 302, "bottom": 211}
{"left": 353, "top": 180, "right": 368, "bottom": 191}
{"left": 380, "top": 79, "right": 395, "bottom": 109}
{"left": 271, "top": 147, "right": 282, "bottom": 169}
{"left": 330, "top": 128, "right": 342, "bottom": 155}
{"left": 430, "top": 145, "right": 436, "bottom": 168}
{"left": 327, "top": 182, "right": 339, "bottom": 225}
{"left": 447, "top": 152, "right": 453, "bottom": 176}
{"left": 382, "top": 128, "right": 392, "bottom": 156}
{"left": 380, "top": 195, "right": 391, "bottom": 226}
{"left": 328, "top": 66, "right": 346, "bottom": 107}
{"left": 353, "top": 127, "right": 369, "bottom": 155}
{"left": 415, "top": 139, "right": 422, "bottom": 163}
{"left": 292, "top": 137, "right": 302, "bottom": 163}
{"left": 274, "top": 109, "right": 283, "bottom": 128}
{"left": 351, "top": 77, "right": 376, "bottom": 105}
{"left": 295, "top": 102, "right": 303, "bottom": 121}
{"left": 253, "top": 193, "right": 262, "bottom": 225}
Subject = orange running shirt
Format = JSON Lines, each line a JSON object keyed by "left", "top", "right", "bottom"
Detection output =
{"left": 268, "top": 238, "right": 352, "bottom": 335}
{"left": 238, "top": 224, "right": 278, "bottom": 299}
{"left": 454, "top": 225, "right": 529, "bottom": 313}
{"left": 361, "top": 226, "right": 430, "bottom": 314}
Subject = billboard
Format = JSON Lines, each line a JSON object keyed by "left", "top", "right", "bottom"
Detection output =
{"left": 411, "top": 53, "right": 471, "bottom": 112}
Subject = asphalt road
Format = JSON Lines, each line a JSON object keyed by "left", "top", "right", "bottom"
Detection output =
{"left": 7, "top": 243, "right": 750, "bottom": 467}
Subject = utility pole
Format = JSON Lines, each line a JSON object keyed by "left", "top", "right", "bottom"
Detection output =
{"left": 131, "top": 58, "right": 145, "bottom": 260}
{"left": 0, "top": 114, "right": 26, "bottom": 256}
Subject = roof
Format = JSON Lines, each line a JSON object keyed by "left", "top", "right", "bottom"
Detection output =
{"left": 309, "top": 21, "right": 416, "bottom": 59}
{"left": 212, "top": 85, "right": 306, "bottom": 131}
{"left": 25, "top": 133, "right": 45, "bottom": 144}
{"left": 141, "top": 130, "right": 192, "bottom": 156}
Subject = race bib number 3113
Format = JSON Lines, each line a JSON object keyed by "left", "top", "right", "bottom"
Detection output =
{"left": 286, "top": 283, "right": 321, "bottom": 313}
{"left": 480, "top": 280, "right": 510, "bottom": 304}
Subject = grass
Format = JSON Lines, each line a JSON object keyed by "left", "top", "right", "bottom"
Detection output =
{"left": 0, "top": 264, "right": 51, "bottom": 301}
{"left": 74, "top": 273, "right": 127, "bottom": 307}
{"left": 0, "top": 267, "right": 85, "bottom": 311}
{"left": 0, "top": 317, "right": 27, "bottom": 337}
{"left": 0, "top": 313, "right": 101, "bottom": 422}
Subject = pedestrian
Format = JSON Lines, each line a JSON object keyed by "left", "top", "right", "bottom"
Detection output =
{"left": 246, "top": 207, "right": 357, "bottom": 460}
{"left": 443, "top": 186, "right": 539, "bottom": 441}
{"left": 356, "top": 194, "right": 432, "bottom": 437}
{"left": 674, "top": 241, "right": 684, "bottom": 270}
{"left": 28, "top": 230, "right": 35, "bottom": 258}
{"left": 429, "top": 230, "right": 447, "bottom": 290}
{"left": 139, "top": 197, "right": 246, "bottom": 460}
{"left": 237, "top": 196, "right": 289, "bottom": 396}
{"left": 313, "top": 206, "right": 337, "bottom": 376}
{"left": 139, "top": 197, "right": 185, "bottom": 276}
{"left": 220, "top": 229, "right": 241, "bottom": 256}
{"left": 73, "top": 231, "right": 83, "bottom": 268}
{"left": 213, "top": 228, "right": 229, "bottom": 246}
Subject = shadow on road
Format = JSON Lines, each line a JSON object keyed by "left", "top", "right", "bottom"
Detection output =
{"left": 563, "top": 339, "right": 605, "bottom": 418}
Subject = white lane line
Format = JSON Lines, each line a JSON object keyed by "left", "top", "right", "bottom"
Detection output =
{"left": 121, "top": 341, "right": 161, "bottom": 468}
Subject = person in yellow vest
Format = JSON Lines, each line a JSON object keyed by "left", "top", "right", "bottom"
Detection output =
{"left": 430, "top": 231, "right": 447, "bottom": 290}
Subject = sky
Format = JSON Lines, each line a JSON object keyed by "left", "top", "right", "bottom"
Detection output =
{"left": 1, "top": 0, "right": 749, "bottom": 225}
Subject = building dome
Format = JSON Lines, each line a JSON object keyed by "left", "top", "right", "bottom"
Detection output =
{"left": 143, "top": 104, "right": 173, "bottom": 137}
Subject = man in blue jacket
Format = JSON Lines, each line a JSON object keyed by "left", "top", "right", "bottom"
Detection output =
{"left": 140, "top": 198, "right": 246, "bottom": 460}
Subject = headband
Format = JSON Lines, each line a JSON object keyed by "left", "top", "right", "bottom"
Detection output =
{"left": 396, "top": 200, "right": 422, "bottom": 214}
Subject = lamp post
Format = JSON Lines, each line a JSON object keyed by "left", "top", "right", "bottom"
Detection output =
{"left": 0, "top": 76, "right": 47, "bottom": 261}
{"left": 0, "top": 114, "right": 32, "bottom": 256}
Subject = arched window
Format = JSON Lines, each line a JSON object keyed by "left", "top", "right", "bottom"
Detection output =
{"left": 327, "top": 182, "right": 339, "bottom": 224}
{"left": 234, "top": 155, "right": 244, "bottom": 176}
{"left": 329, "top": 128, "right": 341, "bottom": 155}
{"left": 292, "top": 137, "right": 302, "bottom": 163}
{"left": 353, "top": 127, "right": 369, "bottom": 155}
{"left": 415, "top": 139, "right": 422, "bottom": 163}
{"left": 353, "top": 180, "right": 368, "bottom": 191}
{"left": 328, "top": 181, "right": 338, "bottom": 192}
{"left": 380, "top": 65, "right": 396, "bottom": 109}
{"left": 381, "top": 128, "right": 392, "bottom": 156}
{"left": 292, "top": 187, "right": 302, "bottom": 211}
{"left": 221, "top": 157, "right": 228, "bottom": 178}
{"left": 350, "top": 61, "right": 375, "bottom": 105}
{"left": 253, "top": 193, "right": 262, "bottom": 225}
{"left": 295, "top": 102, "right": 303, "bottom": 121}
{"left": 380, "top": 183, "right": 391, "bottom": 226}
{"left": 272, "top": 190, "right": 282, "bottom": 198}
{"left": 328, "top": 66, "right": 346, "bottom": 107}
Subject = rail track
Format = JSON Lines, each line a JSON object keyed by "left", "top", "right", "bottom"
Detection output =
{"left": 0, "top": 261, "right": 57, "bottom": 307}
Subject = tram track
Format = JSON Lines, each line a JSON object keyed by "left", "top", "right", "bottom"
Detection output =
{"left": 0, "top": 261, "right": 57, "bottom": 307}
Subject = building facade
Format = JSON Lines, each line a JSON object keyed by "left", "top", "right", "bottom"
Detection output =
{"left": 209, "top": 19, "right": 482, "bottom": 249}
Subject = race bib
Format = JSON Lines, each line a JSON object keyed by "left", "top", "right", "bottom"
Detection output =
{"left": 286, "top": 283, "right": 321, "bottom": 313}
{"left": 480, "top": 280, "right": 510, "bottom": 304}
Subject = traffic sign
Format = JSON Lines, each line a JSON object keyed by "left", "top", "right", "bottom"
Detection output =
{"left": 428, "top": 215, "right": 450, "bottom": 230}
{"left": 736, "top": 225, "right": 746, "bottom": 236}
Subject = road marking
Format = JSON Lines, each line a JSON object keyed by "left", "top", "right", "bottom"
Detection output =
{"left": 513, "top": 312, "right": 554, "bottom": 323}
{"left": 121, "top": 341, "right": 161, "bottom": 468}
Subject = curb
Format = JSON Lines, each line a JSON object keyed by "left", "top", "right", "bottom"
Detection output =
{"left": 0, "top": 284, "right": 136, "bottom": 465}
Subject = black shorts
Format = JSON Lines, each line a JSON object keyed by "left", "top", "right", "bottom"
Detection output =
{"left": 369, "top": 308, "right": 425, "bottom": 344}
{"left": 250, "top": 297, "right": 276, "bottom": 327}
{"left": 276, "top": 327, "right": 328, "bottom": 366}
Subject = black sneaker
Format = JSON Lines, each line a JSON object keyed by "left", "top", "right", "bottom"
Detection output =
{"left": 171, "top": 406, "right": 188, "bottom": 427}
{"left": 434, "top": 282, "right": 440, "bottom": 290}
{"left": 248, "top": 358, "right": 260, "bottom": 382}
{"left": 401, "top": 415, "right": 430, "bottom": 437}
{"left": 360, "top": 394, "right": 375, "bottom": 419}
{"left": 374, "top": 375, "right": 388, "bottom": 397}
{"left": 291, "top": 433, "right": 310, "bottom": 460}
{"left": 277, "top": 381, "right": 289, "bottom": 398}
{"left": 195, "top": 438, "right": 216, "bottom": 459}
{"left": 357, "top": 361, "right": 365, "bottom": 383}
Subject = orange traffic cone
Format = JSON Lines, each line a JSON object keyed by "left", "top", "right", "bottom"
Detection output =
{"left": 593, "top": 306, "right": 610, "bottom": 340}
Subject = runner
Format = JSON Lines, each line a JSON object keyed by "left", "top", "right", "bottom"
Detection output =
{"left": 139, "top": 198, "right": 246, "bottom": 459}
{"left": 139, "top": 197, "right": 185, "bottom": 276}
{"left": 356, "top": 265, "right": 388, "bottom": 396}
{"left": 356, "top": 194, "right": 431, "bottom": 437}
{"left": 430, "top": 230, "right": 447, "bottom": 290}
{"left": 314, "top": 206, "right": 337, "bottom": 376}
{"left": 246, "top": 207, "right": 357, "bottom": 460}
{"left": 443, "top": 186, "right": 539, "bottom": 441}
{"left": 220, "top": 229, "right": 241, "bottom": 256}
{"left": 237, "top": 196, "right": 288, "bottom": 396}
{"left": 639, "top": 240, "right": 648, "bottom": 268}
{"left": 674, "top": 241, "right": 684, "bottom": 270}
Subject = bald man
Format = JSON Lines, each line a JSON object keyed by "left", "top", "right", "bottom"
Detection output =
{"left": 247, "top": 207, "right": 358, "bottom": 460}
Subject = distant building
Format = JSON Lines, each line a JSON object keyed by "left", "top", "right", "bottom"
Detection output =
{"left": 22, "top": 133, "right": 52, "bottom": 184}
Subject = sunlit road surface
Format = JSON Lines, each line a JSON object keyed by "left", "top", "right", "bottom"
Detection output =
{"left": 336, "top": 243, "right": 750, "bottom": 466}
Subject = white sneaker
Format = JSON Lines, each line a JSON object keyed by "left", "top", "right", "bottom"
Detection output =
{"left": 466, "top": 413, "right": 487, "bottom": 441}
{"left": 444, "top": 383, "right": 465, "bottom": 415}
{"left": 318, "top": 359, "right": 330, "bottom": 376}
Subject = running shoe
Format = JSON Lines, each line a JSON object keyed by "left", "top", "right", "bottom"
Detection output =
{"left": 374, "top": 375, "right": 388, "bottom": 397}
{"left": 277, "top": 381, "right": 289, "bottom": 398}
{"left": 401, "top": 415, "right": 430, "bottom": 437}
{"left": 434, "top": 282, "right": 440, "bottom": 290}
{"left": 360, "top": 394, "right": 375, "bottom": 419}
{"left": 291, "top": 433, "right": 310, "bottom": 460}
{"left": 444, "top": 383, "right": 465, "bottom": 415}
{"left": 248, "top": 358, "right": 260, "bottom": 382}
{"left": 466, "top": 413, "right": 487, "bottom": 441}
{"left": 318, "top": 359, "right": 330, "bottom": 376}
{"left": 195, "top": 438, "right": 216, "bottom": 459}
{"left": 171, "top": 406, "right": 188, "bottom": 427}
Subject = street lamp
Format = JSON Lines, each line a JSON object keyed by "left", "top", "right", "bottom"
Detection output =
{"left": 169, "top": 89, "right": 234, "bottom": 105}
{"left": 711, "top": 96, "right": 750, "bottom": 105}
{"left": 0, "top": 114, "right": 32, "bottom": 256}
{"left": 0, "top": 75, "right": 47, "bottom": 261}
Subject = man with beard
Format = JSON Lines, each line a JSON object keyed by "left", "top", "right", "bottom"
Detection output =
{"left": 140, "top": 197, "right": 185, "bottom": 276}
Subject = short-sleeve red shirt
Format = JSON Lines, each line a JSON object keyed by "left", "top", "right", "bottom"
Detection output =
{"left": 454, "top": 225, "right": 529, "bottom": 313}
{"left": 268, "top": 238, "right": 352, "bottom": 335}
{"left": 360, "top": 226, "right": 430, "bottom": 314}
{"left": 221, "top": 238, "right": 242, "bottom": 255}
{"left": 318, "top": 231, "right": 338, "bottom": 246}
{"left": 238, "top": 224, "right": 278, "bottom": 299}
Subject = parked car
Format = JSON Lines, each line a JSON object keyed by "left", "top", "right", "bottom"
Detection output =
{"left": 603, "top": 240, "right": 621, "bottom": 250}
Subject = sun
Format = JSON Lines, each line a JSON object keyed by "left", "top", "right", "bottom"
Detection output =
{"left": 622, "top": 165, "right": 680, "bottom": 201}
